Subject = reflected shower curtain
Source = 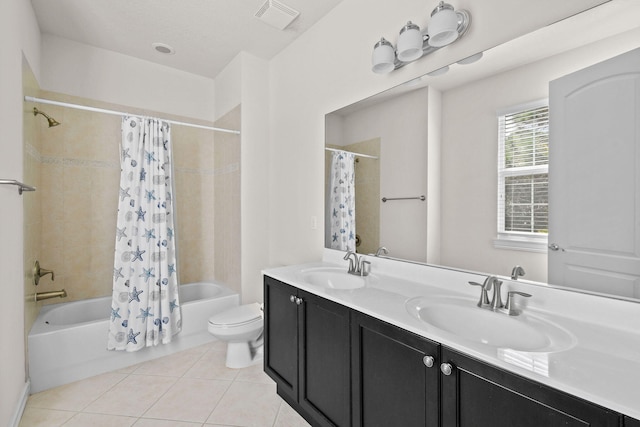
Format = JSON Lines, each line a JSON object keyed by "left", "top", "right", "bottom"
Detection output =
{"left": 108, "top": 116, "right": 181, "bottom": 352}
{"left": 329, "top": 150, "right": 356, "bottom": 252}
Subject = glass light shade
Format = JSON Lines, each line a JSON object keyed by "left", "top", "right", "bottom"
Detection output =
{"left": 371, "top": 38, "right": 396, "bottom": 74}
{"left": 428, "top": 3, "right": 459, "bottom": 47}
{"left": 397, "top": 21, "right": 423, "bottom": 62}
{"left": 427, "top": 65, "right": 449, "bottom": 76}
{"left": 457, "top": 52, "right": 483, "bottom": 65}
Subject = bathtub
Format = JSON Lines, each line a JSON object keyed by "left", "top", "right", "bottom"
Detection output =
{"left": 28, "top": 282, "right": 239, "bottom": 393}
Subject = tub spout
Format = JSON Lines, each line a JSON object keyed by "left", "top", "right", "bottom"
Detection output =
{"left": 35, "top": 289, "right": 67, "bottom": 302}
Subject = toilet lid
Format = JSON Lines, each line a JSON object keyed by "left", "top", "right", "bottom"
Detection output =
{"left": 208, "top": 303, "right": 262, "bottom": 327}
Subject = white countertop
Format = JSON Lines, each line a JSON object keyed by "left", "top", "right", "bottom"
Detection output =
{"left": 263, "top": 250, "right": 640, "bottom": 420}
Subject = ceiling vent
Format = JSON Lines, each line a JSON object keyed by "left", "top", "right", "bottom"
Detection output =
{"left": 255, "top": 0, "right": 300, "bottom": 30}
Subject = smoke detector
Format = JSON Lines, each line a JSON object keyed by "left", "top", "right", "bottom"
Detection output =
{"left": 255, "top": 0, "right": 300, "bottom": 30}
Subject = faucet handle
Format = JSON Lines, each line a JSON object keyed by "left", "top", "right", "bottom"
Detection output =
{"left": 503, "top": 291, "right": 532, "bottom": 316}
{"left": 468, "top": 281, "right": 491, "bottom": 307}
{"left": 359, "top": 260, "right": 371, "bottom": 276}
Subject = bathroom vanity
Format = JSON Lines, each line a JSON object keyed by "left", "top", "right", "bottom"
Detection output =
{"left": 263, "top": 252, "right": 640, "bottom": 427}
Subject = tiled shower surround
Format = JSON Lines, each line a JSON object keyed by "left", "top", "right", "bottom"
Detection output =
{"left": 24, "top": 89, "right": 240, "bottom": 320}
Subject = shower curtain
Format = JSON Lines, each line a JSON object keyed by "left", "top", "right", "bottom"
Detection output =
{"left": 108, "top": 116, "right": 181, "bottom": 352}
{"left": 329, "top": 150, "right": 356, "bottom": 252}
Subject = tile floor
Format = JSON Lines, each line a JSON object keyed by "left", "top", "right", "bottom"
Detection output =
{"left": 20, "top": 341, "right": 311, "bottom": 427}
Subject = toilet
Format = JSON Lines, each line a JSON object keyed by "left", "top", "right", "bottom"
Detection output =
{"left": 208, "top": 302, "right": 264, "bottom": 369}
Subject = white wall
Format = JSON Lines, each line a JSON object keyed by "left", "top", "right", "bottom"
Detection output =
{"left": 40, "top": 34, "right": 216, "bottom": 122}
{"left": 426, "top": 88, "right": 442, "bottom": 265}
{"left": 266, "top": 0, "right": 609, "bottom": 269}
{"left": 238, "top": 53, "right": 270, "bottom": 304}
{"left": 213, "top": 54, "right": 242, "bottom": 121}
{"left": 0, "top": 0, "right": 41, "bottom": 424}
{"left": 213, "top": 52, "right": 270, "bottom": 304}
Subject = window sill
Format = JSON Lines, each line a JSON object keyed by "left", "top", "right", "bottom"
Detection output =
{"left": 493, "top": 234, "right": 548, "bottom": 253}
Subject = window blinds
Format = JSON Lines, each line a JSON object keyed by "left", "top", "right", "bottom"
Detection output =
{"left": 498, "top": 103, "right": 549, "bottom": 235}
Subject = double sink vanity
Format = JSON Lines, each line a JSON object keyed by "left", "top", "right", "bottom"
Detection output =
{"left": 263, "top": 250, "right": 640, "bottom": 427}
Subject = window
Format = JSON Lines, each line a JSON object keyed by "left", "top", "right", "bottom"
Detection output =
{"left": 495, "top": 100, "right": 549, "bottom": 252}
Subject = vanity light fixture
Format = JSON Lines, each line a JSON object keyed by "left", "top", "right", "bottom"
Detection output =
{"left": 428, "top": 2, "right": 461, "bottom": 47}
{"left": 397, "top": 21, "right": 424, "bottom": 62}
{"left": 457, "top": 52, "right": 483, "bottom": 65}
{"left": 427, "top": 65, "right": 449, "bottom": 76}
{"left": 371, "top": 1, "right": 471, "bottom": 74}
{"left": 372, "top": 38, "right": 396, "bottom": 74}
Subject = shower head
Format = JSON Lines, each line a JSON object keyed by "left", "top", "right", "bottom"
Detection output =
{"left": 33, "top": 107, "right": 61, "bottom": 127}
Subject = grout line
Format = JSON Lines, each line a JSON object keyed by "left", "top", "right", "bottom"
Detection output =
{"left": 76, "top": 371, "right": 131, "bottom": 413}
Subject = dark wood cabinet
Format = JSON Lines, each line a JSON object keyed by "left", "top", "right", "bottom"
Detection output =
{"left": 626, "top": 416, "right": 640, "bottom": 427}
{"left": 351, "top": 311, "right": 440, "bottom": 427}
{"left": 440, "top": 347, "right": 621, "bottom": 427}
{"left": 265, "top": 276, "right": 629, "bottom": 427}
{"left": 264, "top": 276, "right": 351, "bottom": 427}
{"left": 264, "top": 276, "right": 299, "bottom": 402}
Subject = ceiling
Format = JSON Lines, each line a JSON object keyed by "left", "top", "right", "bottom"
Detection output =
{"left": 31, "top": 0, "right": 345, "bottom": 79}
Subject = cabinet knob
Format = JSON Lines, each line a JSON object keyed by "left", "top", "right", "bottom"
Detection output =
{"left": 295, "top": 297, "right": 303, "bottom": 305}
{"left": 290, "top": 295, "right": 296, "bottom": 303}
{"left": 440, "top": 363, "right": 453, "bottom": 376}
{"left": 423, "top": 355, "right": 435, "bottom": 368}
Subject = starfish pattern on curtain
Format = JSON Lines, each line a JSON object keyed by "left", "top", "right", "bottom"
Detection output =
{"left": 329, "top": 150, "right": 356, "bottom": 252}
{"left": 108, "top": 116, "right": 181, "bottom": 352}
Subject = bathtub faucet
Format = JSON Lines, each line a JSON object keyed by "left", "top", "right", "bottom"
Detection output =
{"left": 33, "top": 260, "right": 55, "bottom": 286}
{"left": 34, "top": 289, "right": 67, "bottom": 302}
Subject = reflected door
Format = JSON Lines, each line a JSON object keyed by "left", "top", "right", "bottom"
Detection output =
{"left": 548, "top": 47, "right": 640, "bottom": 297}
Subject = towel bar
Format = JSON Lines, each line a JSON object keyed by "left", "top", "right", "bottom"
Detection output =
{"left": 0, "top": 179, "right": 36, "bottom": 195}
{"left": 382, "top": 195, "right": 425, "bottom": 202}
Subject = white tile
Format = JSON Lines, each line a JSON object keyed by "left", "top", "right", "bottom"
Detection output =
{"left": 235, "top": 362, "right": 273, "bottom": 385}
{"left": 273, "top": 401, "right": 312, "bottom": 427}
{"left": 143, "top": 377, "right": 231, "bottom": 423}
{"left": 27, "top": 373, "right": 127, "bottom": 411}
{"left": 18, "top": 407, "right": 75, "bottom": 427}
{"left": 183, "top": 350, "right": 239, "bottom": 381}
{"left": 64, "top": 412, "right": 137, "bottom": 427}
{"left": 83, "top": 374, "right": 177, "bottom": 417}
{"left": 132, "top": 350, "right": 203, "bottom": 377}
{"left": 133, "top": 419, "right": 203, "bottom": 426}
{"left": 206, "top": 381, "right": 280, "bottom": 427}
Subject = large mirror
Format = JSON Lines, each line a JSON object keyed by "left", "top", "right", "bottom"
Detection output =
{"left": 325, "top": 0, "right": 640, "bottom": 300}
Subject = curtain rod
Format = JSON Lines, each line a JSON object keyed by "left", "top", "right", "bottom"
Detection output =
{"left": 325, "top": 147, "right": 378, "bottom": 160}
{"left": 24, "top": 96, "right": 240, "bottom": 135}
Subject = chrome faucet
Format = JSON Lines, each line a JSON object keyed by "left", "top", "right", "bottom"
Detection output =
{"left": 469, "top": 276, "right": 531, "bottom": 316}
{"left": 469, "top": 276, "right": 500, "bottom": 309}
{"left": 343, "top": 251, "right": 370, "bottom": 276}
{"left": 511, "top": 265, "right": 525, "bottom": 280}
{"left": 374, "top": 246, "right": 389, "bottom": 257}
{"left": 490, "top": 279, "right": 505, "bottom": 310}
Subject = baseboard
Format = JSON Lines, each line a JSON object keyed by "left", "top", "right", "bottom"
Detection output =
{"left": 9, "top": 379, "right": 30, "bottom": 427}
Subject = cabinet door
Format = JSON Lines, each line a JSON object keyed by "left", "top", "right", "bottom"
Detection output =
{"left": 299, "top": 290, "right": 351, "bottom": 427}
{"left": 626, "top": 416, "right": 640, "bottom": 427}
{"left": 352, "top": 311, "right": 440, "bottom": 427}
{"left": 441, "top": 347, "right": 621, "bottom": 427}
{"left": 264, "top": 276, "right": 299, "bottom": 402}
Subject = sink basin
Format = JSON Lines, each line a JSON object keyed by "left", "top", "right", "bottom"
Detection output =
{"left": 406, "top": 296, "right": 575, "bottom": 353}
{"left": 299, "top": 267, "right": 372, "bottom": 290}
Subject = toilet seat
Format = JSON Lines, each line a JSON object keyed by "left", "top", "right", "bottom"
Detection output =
{"left": 208, "top": 303, "right": 262, "bottom": 329}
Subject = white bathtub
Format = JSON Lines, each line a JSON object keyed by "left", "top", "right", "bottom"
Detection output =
{"left": 28, "top": 282, "right": 239, "bottom": 393}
